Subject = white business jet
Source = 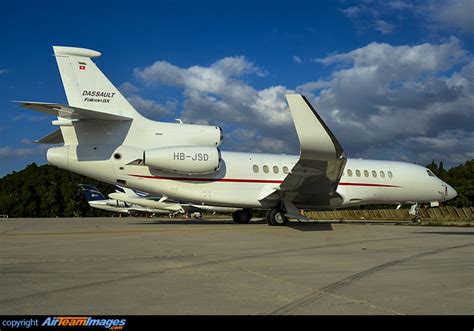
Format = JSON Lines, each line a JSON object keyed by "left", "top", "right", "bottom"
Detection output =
{"left": 19, "top": 46, "right": 457, "bottom": 226}
{"left": 108, "top": 185, "right": 238, "bottom": 216}
{"left": 79, "top": 184, "right": 170, "bottom": 215}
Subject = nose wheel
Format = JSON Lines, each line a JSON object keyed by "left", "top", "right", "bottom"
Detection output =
{"left": 266, "top": 208, "right": 288, "bottom": 226}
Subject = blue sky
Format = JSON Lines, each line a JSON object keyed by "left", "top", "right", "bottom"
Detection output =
{"left": 1, "top": 0, "right": 473, "bottom": 176}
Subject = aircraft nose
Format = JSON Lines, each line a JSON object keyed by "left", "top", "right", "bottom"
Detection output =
{"left": 443, "top": 183, "right": 457, "bottom": 201}
{"left": 447, "top": 184, "right": 457, "bottom": 200}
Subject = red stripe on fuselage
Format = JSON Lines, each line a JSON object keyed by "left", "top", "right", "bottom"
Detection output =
{"left": 127, "top": 175, "right": 400, "bottom": 187}
{"left": 338, "top": 182, "right": 401, "bottom": 188}
{"left": 127, "top": 174, "right": 284, "bottom": 184}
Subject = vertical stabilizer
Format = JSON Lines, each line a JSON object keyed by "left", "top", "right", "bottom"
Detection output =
{"left": 53, "top": 46, "right": 140, "bottom": 119}
{"left": 79, "top": 184, "right": 107, "bottom": 202}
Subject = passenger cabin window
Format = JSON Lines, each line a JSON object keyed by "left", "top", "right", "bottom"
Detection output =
{"left": 253, "top": 165, "right": 259, "bottom": 173}
{"left": 263, "top": 165, "right": 269, "bottom": 174}
{"left": 356, "top": 170, "right": 361, "bottom": 177}
{"left": 427, "top": 169, "right": 435, "bottom": 177}
{"left": 283, "top": 166, "right": 289, "bottom": 174}
{"left": 273, "top": 166, "right": 279, "bottom": 174}
{"left": 388, "top": 171, "right": 393, "bottom": 179}
{"left": 347, "top": 169, "right": 353, "bottom": 177}
{"left": 372, "top": 170, "right": 377, "bottom": 178}
{"left": 364, "top": 170, "right": 369, "bottom": 177}
{"left": 380, "top": 171, "right": 385, "bottom": 178}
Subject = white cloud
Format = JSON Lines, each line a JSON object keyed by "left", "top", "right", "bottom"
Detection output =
{"left": 225, "top": 128, "right": 292, "bottom": 154}
{"left": 20, "top": 138, "right": 33, "bottom": 145}
{"left": 338, "top": 2, "right": 405, "bottom": 34}
{"left": 339, "top": 6, "right": 362, "bottom": 18}
{"left": 119, "top": 82, "right": 177, "bottom": 118}
{"left": 340, "top": 0, "right": 474, "bottom": 36}
{"left": 134, "top": 56, "right": 266, "bottom": 90}
{"left": 119, "top": 81, "right": 139, "bottom": 95}
{"left": 0, "top": 69, "right": 7, "bottom": 75}
{"left": 387, "top": 1, "right": 413, "bottom": 10}
{"left": 314, "top": 37, "right": 466, "bottom": 77}
{"left": 12, "top": 114, "right": 48, "bottom": 122}
{"left": 133, "top": 56, "right": 297, "bottom": 152}
{"left": 127, "top": 95, "right": 176, "bottom": 117}
{"left": 293, "top": 56, "right": 303, "bottom": 64}
{"left": 421, "top": 0, "right": 474, "bottom": 34}
{"left": 0, "top": 147, "right": 36, "bottom": 157}
{"left": 375, "top": 20, "right": 394, "bottom": 34}
{"left": 300, "top": 38, "right": 473, "bottom": 166}
{"left": 126, "top": 39, "right": 472, "bottom": 166}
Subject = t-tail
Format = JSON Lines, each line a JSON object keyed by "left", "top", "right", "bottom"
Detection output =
{"left": 19, "top": 46, "right": 223, "bottom": 187}
{"left": 53, "top": 46, "right": 141, "bottom": 119}
{"left": 79, "top": 184, "right": 107, "bottom": 202}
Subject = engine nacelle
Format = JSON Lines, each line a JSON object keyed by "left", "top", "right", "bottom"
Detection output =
{"left": 143, "top": 146, "right": 221, "bottom": 175}
{"left": 159, "top": 123, "right": 223, "bottom": 148}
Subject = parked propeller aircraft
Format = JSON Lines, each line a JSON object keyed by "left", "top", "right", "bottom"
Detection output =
{"left": 20, "top": 46, "right": 457, "bottom": 225}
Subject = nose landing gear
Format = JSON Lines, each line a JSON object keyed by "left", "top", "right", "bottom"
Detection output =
{"left": 409, "top": 203, "right": 421, "bottom": 223}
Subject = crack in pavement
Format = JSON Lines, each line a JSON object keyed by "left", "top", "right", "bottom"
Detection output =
{"left": 270, "top": 242, "right": 474, "bottom": 315}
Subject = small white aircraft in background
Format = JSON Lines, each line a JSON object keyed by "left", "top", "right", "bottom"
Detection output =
{"left": 108, "top": 185, "right": 239, "bottom": 216}
{"left": 79, "top": 184, "right": 169, "bottom": 216}
{"left": 81, "top": 184, "right": 238, "bottom": 217}
{"left": 21, "top": 46, "right": 457, "bottom": 226}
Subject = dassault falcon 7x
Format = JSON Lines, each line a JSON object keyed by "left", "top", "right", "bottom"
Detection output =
{"left": 19, "top": 46, "right": 457, "bottom": 225}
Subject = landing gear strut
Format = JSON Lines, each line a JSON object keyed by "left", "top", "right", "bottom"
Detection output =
{"left": 266, "top": 208, "right": 288, "bottom": 226}
{"left": 232, "top": 209, "right": 252, "bottom": 224}
{"left": 409, "top": 203, "right": 421, "bottom": 223}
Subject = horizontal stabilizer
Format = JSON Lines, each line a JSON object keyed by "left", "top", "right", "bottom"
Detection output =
{"left": 35, "top": 129, "right": 64, "bottom": 144}
{"left": 16, "top": 101, "right": 133, "bottom": 121}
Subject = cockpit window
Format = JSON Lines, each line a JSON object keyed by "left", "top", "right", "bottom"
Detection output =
{"left": 426, "top": 169, "right": 436, "bottom": 177}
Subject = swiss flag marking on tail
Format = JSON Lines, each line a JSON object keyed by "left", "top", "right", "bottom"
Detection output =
{"left": 79, "top": 65, "right": 86, "bottom": 70}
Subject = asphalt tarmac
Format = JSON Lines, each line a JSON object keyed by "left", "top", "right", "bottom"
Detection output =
{"left": 0, "top": 217, "right": 473, "bottom": 315}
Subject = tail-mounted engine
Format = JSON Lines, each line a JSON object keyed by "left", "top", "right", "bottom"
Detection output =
{"left": 143, "top": 146, "right": 221, "bottom": 175}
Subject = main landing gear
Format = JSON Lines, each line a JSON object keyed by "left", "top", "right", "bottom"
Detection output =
{"left": 266, "top": 207, "right": 288, "bottom": 226}
{"left": 232, "top": 209, "right": 253, "bottom": 224}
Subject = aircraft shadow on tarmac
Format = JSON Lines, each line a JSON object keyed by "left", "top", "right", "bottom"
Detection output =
{"left": 128, "top": 219, "right": 334, "bottom": 231}
{"left": 128, "top": 219, "right": 264, "bottom": 225}
{"left": 415, "top": 231, "right": 474, "bottom": 236}
{"left": 286, "top": 222, "right": 334, "bottom": 232}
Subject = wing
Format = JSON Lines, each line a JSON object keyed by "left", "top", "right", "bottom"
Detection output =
{"left": 16, "top": 101, "right": 132, "bottom": 121}
{"left": 260, "top": 94, "right": 346, "bottom": 218}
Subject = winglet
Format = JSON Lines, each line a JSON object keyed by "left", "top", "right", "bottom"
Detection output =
{"left": 286, "top": 94, "right": 344, "bottom": 161}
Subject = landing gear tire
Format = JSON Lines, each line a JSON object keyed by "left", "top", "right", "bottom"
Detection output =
{"left": 267, "top": 208, "right": 288, "bottom": 226}
{"left": 265, "top": 210, "right": 272, "bottom": 224}
{"left": 232, "top": 209, "right": 252, "bottom": 224}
